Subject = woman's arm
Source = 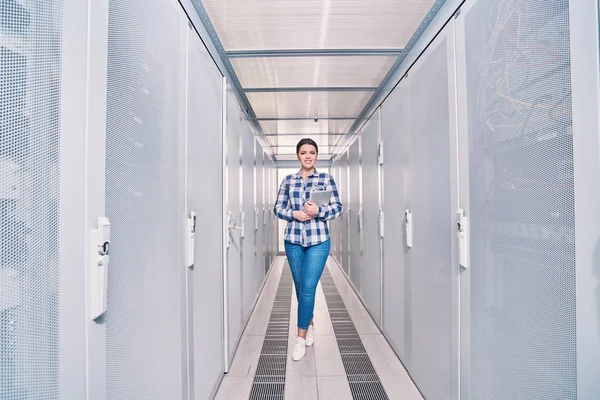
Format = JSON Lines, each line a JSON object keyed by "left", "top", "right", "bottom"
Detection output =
{"left": 273, "top": 178, "right": 295, "bottom": 222}
{"left": 316, "top": 175, "right": 343, "bottom": 221}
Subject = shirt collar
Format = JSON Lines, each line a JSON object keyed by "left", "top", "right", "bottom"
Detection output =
{"left": 294, "top": 168, "right": 319, "bottom": 179}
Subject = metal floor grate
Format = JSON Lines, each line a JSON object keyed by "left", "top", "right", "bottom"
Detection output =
{"left": 249, "top": 263, "right": 293, "bottom": 400}
{"left": 321, "top": 268, "right": 389, "bottom": 400}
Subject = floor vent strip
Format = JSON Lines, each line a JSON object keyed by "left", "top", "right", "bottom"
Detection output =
{"left": 249, "top": 264, "right": 293, "bottom": 400}
{"left": 320, "top": 268, "right": 389, "bottom": 400}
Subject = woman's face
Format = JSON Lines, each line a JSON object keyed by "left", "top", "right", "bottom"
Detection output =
{"left": 297, "top": 144, "right": 317, "bottom": 169}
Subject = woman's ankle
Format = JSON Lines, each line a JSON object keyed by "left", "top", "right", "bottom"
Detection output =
{"left": 297, "top": 328, "right": 308, "bottom": 339}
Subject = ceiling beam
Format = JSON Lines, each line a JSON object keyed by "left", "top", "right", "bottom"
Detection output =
{"left": 179, "top": 0, "right": 275, "bottom": 156}
{"left": 227, "top": 49, "right": 404, "bottom": 58}
{"left": 264, "top": 133, "right": 346, "bottom": 136}
{"left": 272, "top": 145, "right": 342, "bottom": 148}
{"left": 254, "top": 117, "right": 357, "bottom": 121}
{"left": 245, "top": 86, "right": 377, "bottom": 93}
{"left": 334, "top": 0, "right": 456, "bottom": 157}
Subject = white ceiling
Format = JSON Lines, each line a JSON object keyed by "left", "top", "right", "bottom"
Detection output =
{"left": 231, "top": 56, "right": 396, "bottom": 88}
{"left": 202, "top": 0, "right": 437, "bottom": 50}
{"left": 200, "top": 0, "right": 437, "bottom": 161}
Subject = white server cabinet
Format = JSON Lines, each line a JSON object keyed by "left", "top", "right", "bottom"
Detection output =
{"left": 360, "top": 113, "right": 384, "bottom": 326}
{"left": 348, "top": 138, "right": 363, "bottom": 291}
{"left": 185, "top": 24, "right": 225, "bottom": 400}
{"left": 225, "top": 88, "right": 243, "bottom": 363}
{"left": 340, "top": 152, "right": 351, "bottom": 275}
{"left": 405, "top": 20, "right": 459, "bottom": 400}
{"left": 255, "top": 141, "right": 265, "bottom": 292}
{"left": 104, "top": 0, "right": 189, "bottom": 398}
{"left": 381, "top": 78, "right": 411, "bottom": 362}
{"left": 241, "top": 123, "right": 257, "bottom": 322}
{"left": 454, "top": 0, "right": 591, "bottom": 398}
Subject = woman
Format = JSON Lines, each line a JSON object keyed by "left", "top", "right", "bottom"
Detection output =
{"left": 273, "top": 138, "right": 343, "bottom": 361}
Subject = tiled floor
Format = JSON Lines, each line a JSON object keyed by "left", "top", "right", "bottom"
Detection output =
{"left": 214, "top": 257, "right": 423, "bottom": 400}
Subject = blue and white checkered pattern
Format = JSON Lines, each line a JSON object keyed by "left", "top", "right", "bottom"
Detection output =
{"left": 273, "top": 169, "right": 343, "bottom": 247}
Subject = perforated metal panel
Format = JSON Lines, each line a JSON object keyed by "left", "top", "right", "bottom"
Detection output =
{"left": 463, "top": 1, "right": 576, "bottom": 399}
{"left": 408, "top": 36, "right": 452, "bottom": 400}
{"left": 0, "top": 1, "right": 62, "bottom": 398}
{"left": 105, "top": 1, "right": 185, "bottom": 398}
{"left": 186, "top": 25, "right": 224, "bottom": 400}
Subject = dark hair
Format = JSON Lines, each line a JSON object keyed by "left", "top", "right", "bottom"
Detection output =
{"left": 296, "top": 138, "right": 319, "bottom": 155}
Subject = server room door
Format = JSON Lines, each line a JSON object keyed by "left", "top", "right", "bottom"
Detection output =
{"left": 186, "top": 26, "right": 225, "bottom": 399}
{"left": 241, "top": 124, "right": 257, "bottom": 322}
{"left": 381, "top": 78, "right": 411, "bottom": 360}
{"left": 406, "top": 20, "right": 459, "bottom": 400}
{"left": 348, "top": 139, "right": 362, "bottom": 291}
{"left": 226, "top": 88, "right": 243, "bottom": 363}
{"left": 456, "top": 1, "right": 577, "bottom": 399}
{"left": 361, "top": 113, "right": 383, "bottom": 326}
{"left": 255, "top": 142, "right": 265, "bottom": 292}
{"left": 340, "top": 152, "right": 350, "bottom": 275}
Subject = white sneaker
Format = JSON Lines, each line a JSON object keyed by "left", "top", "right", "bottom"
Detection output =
{"left": 291, "top": 337, "right": 306, "bottom": 362}
{"left": 305, "top": 325, "right": 314, "bottom": 347}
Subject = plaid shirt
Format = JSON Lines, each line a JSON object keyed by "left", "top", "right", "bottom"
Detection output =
{"left": 273, "top": 169, "right": 343, "bottom": 247}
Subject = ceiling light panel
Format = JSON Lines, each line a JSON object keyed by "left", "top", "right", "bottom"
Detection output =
{"left": 231, "top": 56, "right": 397, "bottom": 88}
{"left": 247, "top": 91, "right": 373, "bottom": 119}
{"left": 202, "top": 0, "right": 436, "bottom": 50}
{"left": 267, "top": 134, "right": 341, "bottom": 147}
{"left": 274, "top": 145, "right": 333, "bottom": 155}
{"left": 260, "top": 119, "right": 354, "bottom": 134}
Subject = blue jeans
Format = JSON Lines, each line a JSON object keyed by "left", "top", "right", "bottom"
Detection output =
{"left": 284, "top": 239, "right": 331, "bottom": 330}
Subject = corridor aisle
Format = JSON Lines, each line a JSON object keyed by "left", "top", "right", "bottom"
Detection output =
{"left": 215, "top": 257, "right": 423, "bottom": 400}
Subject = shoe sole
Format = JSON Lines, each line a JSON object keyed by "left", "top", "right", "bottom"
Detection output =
{"left": 292, "top": 354, "right": 305, "bottom": 362}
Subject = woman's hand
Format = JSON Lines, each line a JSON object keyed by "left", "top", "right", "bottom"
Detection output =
{"left": 293, "top": 210, "right": 313, "bottom": 222}
{"left": 303, "top": 201, "right": 319, "bottom": 218}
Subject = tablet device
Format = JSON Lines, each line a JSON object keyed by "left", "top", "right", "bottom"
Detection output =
{"left": 309, "top": 189, "right": 332, "bottom": 206}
